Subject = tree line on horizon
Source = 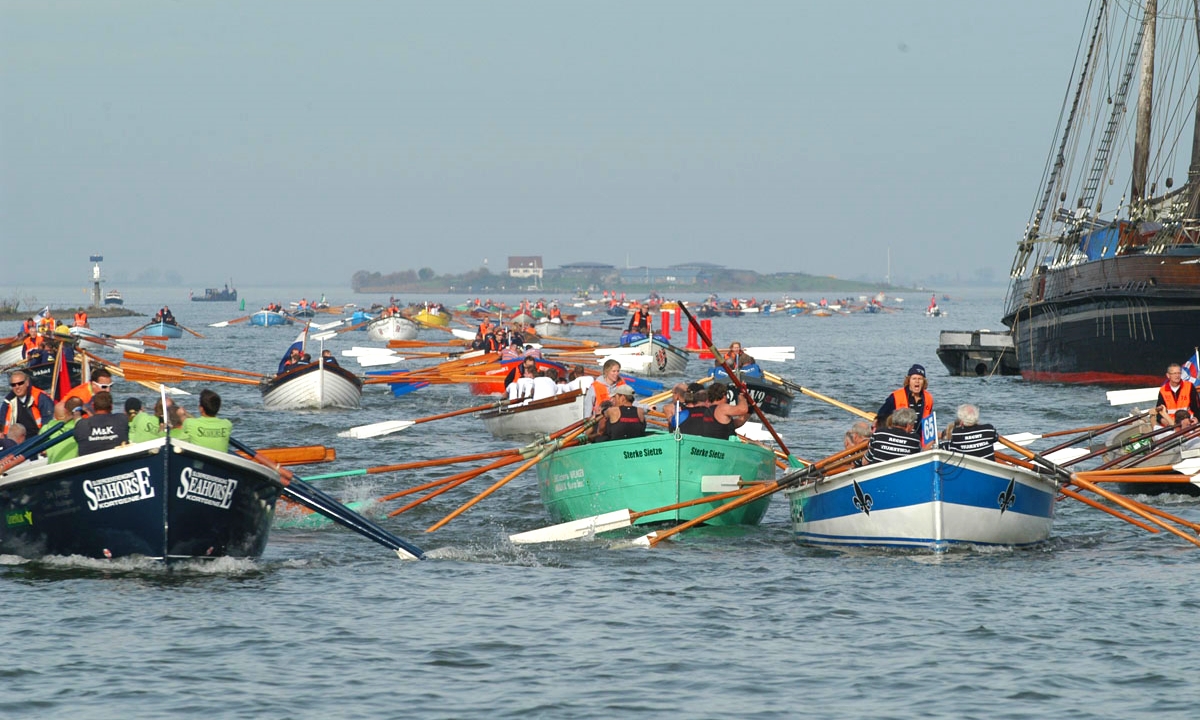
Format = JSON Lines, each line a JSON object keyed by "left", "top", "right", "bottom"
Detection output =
{"left": 351, "top": 266, "right": 888, "bottom": 294}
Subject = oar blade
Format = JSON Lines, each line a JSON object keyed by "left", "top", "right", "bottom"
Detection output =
{"left": 339, "top": 420, "right": 416, "bottom": 439}
{"left": 1107, "top": 387, "right": 1159, "bottom": 406}
{"left": 999, "top": 432, "right": 1042, "bottom": 447}
{"left": 357, "top": 355, "right": 405, "bottom": 367}
{"left": 509, "top": 510, "right": 634, "bottom": 544}
{"left": 1172, "top": 458, "right": 1200, "bottom": 476}
{"left": 1043, "top": 447, "right": 1091, "bottom": 464}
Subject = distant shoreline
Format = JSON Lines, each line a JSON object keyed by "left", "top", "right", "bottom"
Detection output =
{"left": 0, "top": 306, "right": 142, "bottom": 322}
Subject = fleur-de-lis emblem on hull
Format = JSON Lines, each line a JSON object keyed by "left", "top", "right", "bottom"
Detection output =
{"left": 998, "top": 478, "right": 1016, "bottom": 514}
{"left": 852, "top": 480, "right": 873, "bottom": 515}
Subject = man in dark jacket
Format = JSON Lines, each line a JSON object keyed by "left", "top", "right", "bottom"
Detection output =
{"left": 73, "top": 391, "right": 129, "bottom": 455}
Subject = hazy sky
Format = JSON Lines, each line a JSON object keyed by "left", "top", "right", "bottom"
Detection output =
{"left": 1, "top": 1, "right": 1088, "bottom": 288}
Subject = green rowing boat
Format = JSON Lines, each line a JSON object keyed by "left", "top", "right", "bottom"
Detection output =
{"left": 535, "top": 431, "right": 777, "bottom": 527}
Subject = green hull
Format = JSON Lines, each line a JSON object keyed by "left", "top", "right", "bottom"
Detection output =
{"left": 536, "top": 432, "right": 776, "bottom": 527}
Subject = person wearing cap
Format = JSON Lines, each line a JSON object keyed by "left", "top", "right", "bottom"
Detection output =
{"left": 126, "top": 397, "right": 165, "bottom": 443}
{"left": 590, "top": 383, "right": 646, "bottom": 443}
{"left": 875, "top": 364, "right": 933, "bottom": 430}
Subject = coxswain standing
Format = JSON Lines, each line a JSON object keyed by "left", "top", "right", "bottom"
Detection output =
{"left": 875, "top": 364, "right": 933, "bottom": 431}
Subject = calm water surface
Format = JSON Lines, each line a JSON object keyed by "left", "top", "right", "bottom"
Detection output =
{"left": 2, "top": 286, "right": 1198, "bottom": 719}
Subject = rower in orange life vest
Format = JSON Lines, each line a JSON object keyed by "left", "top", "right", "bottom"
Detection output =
{"left": 548, "top": 306, "right": 562, "bottom": 321}
{"left": 1156, "top": 363, "right": 1200, "bottom": 427}
{"left": 719, "top": 341, "right": 755, "bottom": 372}
{"left": 37, "top": 312, "right": 55, "bottom": 336}
{"left": 73, "top": 310, "right": 88, "bottom": 328}
{"left": 875, "top": 364, "right": 932, "bottom": 430}
{"left": 627, "top": 303, "right": 652, "bottom": 335}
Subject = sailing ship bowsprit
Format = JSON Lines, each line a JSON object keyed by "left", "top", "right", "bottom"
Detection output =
{"left": 1002, "top": 0, "right": 1200, "bottom": 385}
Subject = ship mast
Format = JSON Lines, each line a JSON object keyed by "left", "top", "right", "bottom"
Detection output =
{"left": 1131, "top": 0, "right": 1157, "bottom": 207}
{"left": 1186, "top": 0, "right": 1200, "bottom": 218}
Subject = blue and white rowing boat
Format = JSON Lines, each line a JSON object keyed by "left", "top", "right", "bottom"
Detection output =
{"left": 250, "top": 310, "right": 294, "bottom": 327}
{"left": 784, "top": 449, "right": 1057, "bottom": 552}
{"left": 143, "top": 320, "right": 184, "bottom": 339}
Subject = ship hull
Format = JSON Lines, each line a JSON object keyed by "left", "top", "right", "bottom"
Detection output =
{"left": 1002, "top": 254, "right": 1200, "bottom": 385}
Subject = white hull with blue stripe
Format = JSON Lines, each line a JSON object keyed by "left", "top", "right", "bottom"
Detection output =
{"left": 784, "top": 450, "right": 1057, "bottom": 551}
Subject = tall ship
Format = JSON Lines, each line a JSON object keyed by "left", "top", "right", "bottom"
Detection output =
{"left": 1002, "top": 0, "right": 1200, "bottom": 385}
{"left": 191, "top": 282, "right": 237, "bottom": 302}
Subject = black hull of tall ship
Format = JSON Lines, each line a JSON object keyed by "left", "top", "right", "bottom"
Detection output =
{"left": 0, "top": 438, "right": 281, "bottom": 560}
{"left": 1002, "top": 253, "right": 1200, "bottom": 385}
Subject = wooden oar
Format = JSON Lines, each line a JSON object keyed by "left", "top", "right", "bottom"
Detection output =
{"left": 83, "top": 350, "right": 191, "bottom": 397}
{"left": 425, "top": 420, "right": 594, "bottom": 532}
{"left": 1104, "top": 422, "right": 1200, "bottom": 470}
{"left": 209, "top": 315, "right": 251, "bottom": 328}
{"left": 179, "top": 324, "right": 206, "bottom": 339}
{"left": 304, "top": 448, "right": 524, "bottom": 482}
{"left": 634, "top": 441, "right": 867, "bottom": 547}
{"left": 119, "top": 321, "right": 153, "bottom": 338}
{"left": 121, "top": 351, "right": 266, "bottom": 378}
{"left": 386, "top": 455, "right": 527, "bottom": 517}
{"left": 229, "top": 438, "right": 425, "bottom": 560}
{"left": 509, "top": 485, "right": 765, "bottom": 544}
{"left": 120, "top": 361, "right": 264, "bottom": 386}
{"left": 235, "top": 445, "right": 336, "bottom": 466}
{"left": 997, "top": 436, "right": 1200, "bottom": 548}
{"left": 762, "top": 371, "right": 876, "bottom": 421}
{"left": 340, "top": 397, "right": 514, "bottom": 439}
{"left": 49, "top": 342, "right": 65, "bottom": 401}
{"left": 678, "top": 301, "right": 790, "bottom": 455}
{"left": 387, "top": 339, "right": 470, "bottom": 349}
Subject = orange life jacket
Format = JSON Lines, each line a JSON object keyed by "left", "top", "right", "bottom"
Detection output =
{"left": 74, "top": 311, "right": 88, "bottom": 327}
{"left": 593, "top": 380, "right": 625, "bottom": 409}
{"left": 62, "top": 382, "right": 95, "bottom": 406}
{"left": 891, "top": 387, "right": 933, "bottom": 420}
{"left": 1160, "top": 381, "right": 1195, "bottom": 417}
{"left": 3, "top": 385, "right": 48, "bottom": 433}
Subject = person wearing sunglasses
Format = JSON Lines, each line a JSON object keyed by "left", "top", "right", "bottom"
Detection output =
{"left": 1, "top": 369, "right": 54, "bottom": 440}
{"left": 62, "top": 367, "right": 115, "bottom": 409}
